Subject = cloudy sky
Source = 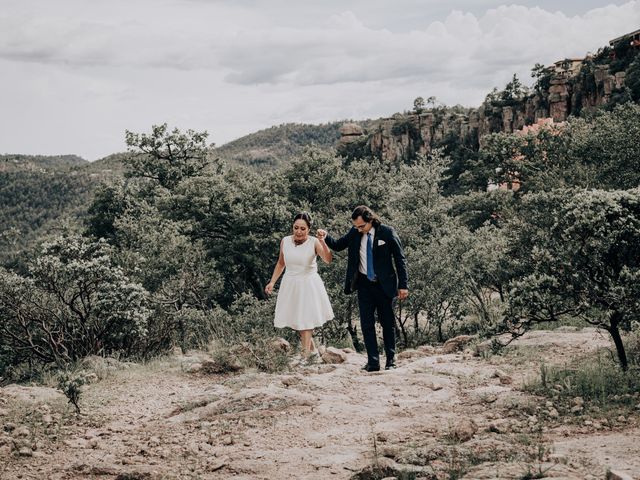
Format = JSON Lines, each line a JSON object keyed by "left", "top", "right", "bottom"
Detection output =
{"left": 1, "top": 1, "right": 639, "bottom": 160}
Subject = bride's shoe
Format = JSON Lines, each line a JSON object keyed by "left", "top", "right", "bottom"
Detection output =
{"left": 303, "top": 351, "right": 321, "bottom": 366}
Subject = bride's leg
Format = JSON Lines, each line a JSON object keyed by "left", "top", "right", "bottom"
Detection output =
{"left": 299, "top": 330, "right": 313, "bottom": 356}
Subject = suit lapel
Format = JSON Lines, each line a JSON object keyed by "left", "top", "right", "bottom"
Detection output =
{"left": 372, "top": 226, "right": 380, "bottom": 254}
{"left": 352, "top": 231, "right": 362, "bottom": 266}
{"left": 371, "top": 228, "right": 379, "bottom": 279}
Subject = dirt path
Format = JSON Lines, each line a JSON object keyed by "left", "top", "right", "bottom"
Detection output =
{"left": 1, "top": 328, "right": 639, "bottom": 479}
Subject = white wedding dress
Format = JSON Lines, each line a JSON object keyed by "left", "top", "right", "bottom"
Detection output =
{"left": 273, "top": 236, "right": 334, "bottom": 330}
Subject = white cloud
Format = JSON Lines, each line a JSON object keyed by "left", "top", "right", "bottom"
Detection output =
{"left": 218, "top": 3, "right": 640, "bottom": 87}
{"left": 0, "top": 0, "right": 637, "bottom": 159}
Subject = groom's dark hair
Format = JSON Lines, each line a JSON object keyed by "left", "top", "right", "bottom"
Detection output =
{"left": 351, "top": 205, "right": 381, "bottom": 227}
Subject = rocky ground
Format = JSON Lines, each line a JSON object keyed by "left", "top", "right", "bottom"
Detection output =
{"left": 1, "top": 327, "right": 639, "bottom": 480}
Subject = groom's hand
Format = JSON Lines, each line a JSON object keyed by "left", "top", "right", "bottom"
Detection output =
{"left": 317, "top": 229, "right": 328, "bottom": 241}
{"left": 397, "top": 289, "right": 409, "bottom": 301}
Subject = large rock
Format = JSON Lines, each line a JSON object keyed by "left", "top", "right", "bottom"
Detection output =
{"left": 339, "top": 123, "right": 364, "bottom": 137}
{"left": 607, "top": 471, "right": 634, "bottom": 480}
{"left": 270, "top": 337, "right": 291, "bottom": 353}
{"left": 492, "top": 369, "right": 513, "bottom": 385}
{"left": 397, "top": 349, "right": 421, "bottom": 360}
{"left": 321, "top": 347, "right": 347, "bottom": 364}
{"left": 201, "top": 359, "right": 243, "bottom": 374}
{"left": 450, "top": 418, "right": 478, "bottom": 442}
{"left": 339, "top": 123, "right": 366, "bottom": 147}
{"left": 442, "top": 335, "right": 475, "bottom": 354}
{"left": 18, "top": 446, "right": 33, "bottom": 457}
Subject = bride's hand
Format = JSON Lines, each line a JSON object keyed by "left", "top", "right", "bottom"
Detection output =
{"left": 317, "top": 229, "right": 327, "bottom": 241}
{"left": 265, "top": 282, "right": 274, "bottom": 295}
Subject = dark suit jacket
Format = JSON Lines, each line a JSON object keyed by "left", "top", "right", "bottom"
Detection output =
{"left": 326, "top": 223, "right": 408, "bottom": 299}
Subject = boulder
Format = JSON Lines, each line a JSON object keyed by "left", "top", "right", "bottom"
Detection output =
{"left": 270, "top": 337, "right": 291, "bottom": 353}
{"left": 185, "top": 363, "right": 203, "bottom": 373}
{"left": 339, "top": 123, "right": 364, "bottom": 137}
{"left": 18, "top": 446, "right": 33, "bottom": 457}
{"left": 450, "top": 418, "right": 478, "bottom": 442}
{"left": 397, "top": 349, "right": 421, "bottom": 360}
{"left": 321, "top": 347, "right": 347, "bottom": 364}
{"left": 442, "top": 335, "right": 475, "bottom": 354}
{"left": 492, "top": 369, "right": 513, "bottom": 385}
{"left": 201, "top": 359, "right": 243, "bottom": 374}
{"left": 607, "top": 471, "right": 634, "bottom": 480}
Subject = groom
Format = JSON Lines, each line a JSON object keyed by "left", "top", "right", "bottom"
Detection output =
{"left": 318, "top": 206, "right": 408, "bottom": 372}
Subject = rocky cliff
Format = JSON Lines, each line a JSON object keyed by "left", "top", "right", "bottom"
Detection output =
{"left": 339, "top": 34, "right": 638, "bottom": 164}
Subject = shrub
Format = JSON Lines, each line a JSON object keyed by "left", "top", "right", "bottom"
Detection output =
{"left": 57, "top": 370, "right": 87, "bottom": 414}
{"left": 0, "top": 235, "right": 150, "bottom": 377}
{"left": 526, "top": 352, "right": 640, "bottom": 408}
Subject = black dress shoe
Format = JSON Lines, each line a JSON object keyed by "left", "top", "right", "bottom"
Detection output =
{"left": 385, "top": 359, "right": 397, "bottom": 370}
{"left": 362, "top": 363, "right": 380, "bottom": 372}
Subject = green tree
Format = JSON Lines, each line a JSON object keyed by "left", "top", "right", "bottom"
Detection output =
{"left": 85, "top": 183, "right": 128, "bottom": 242}
{"left": 506, "top": 189, "right": 640, "bottom": 370}
{"left": 388, "top": 152, "right": 474, "bottom": 343}
{"left": 464, "top": 103, "right": 640, "bottom": 193}
{"left": 124, "top": 124, "right": 215, "bottom": 191}
{"left": 167, "top": 166, "right": 292, "bottom": 303}
{"left": 564, "top": 103, "right": 640, "bottom": 189}
{"left": 500, "top": 74, "right": 528, "bottom": 105}
{"left": 531, "top": 63, "right": 551, "bottom": 97}
{"left": 626, "top": 55, "right": 640, "bottom": 101}
{"left": 115, "top": 212, "right": 223, "bottom": 352}
{"left": 463, "top": 131, "right": 535, "bottom": 193}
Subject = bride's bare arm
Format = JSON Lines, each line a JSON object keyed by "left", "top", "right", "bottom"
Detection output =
{"left": 315, "top": 234, "right": 332, "bottom": 264}
{"left": 265, "top": 240, "right": 286, "bottom": 294}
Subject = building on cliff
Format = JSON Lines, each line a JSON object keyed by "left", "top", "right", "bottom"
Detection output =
{"left": 609, "top": 28, "right": 640, "bottom": 49}
{"left": 552, "top": 58, "right": 585, "bottom": 77}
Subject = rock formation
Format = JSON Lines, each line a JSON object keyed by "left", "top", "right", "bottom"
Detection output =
{"left": 339, "top": 34, "right": 639, "bottom": 164}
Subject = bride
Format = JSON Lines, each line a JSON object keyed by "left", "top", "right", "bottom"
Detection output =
{"left": 265, "top": 212, "right": 334, "bottom": 359}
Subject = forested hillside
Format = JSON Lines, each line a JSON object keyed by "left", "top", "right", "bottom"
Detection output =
{"left": 215, "top": 121, "right": 366, "bottom": 168}
{"left": 0, "top": 154, "right": 87, "bottom": 171}
{"left": 0, "top": 156, "right": 94, "bottom": 270}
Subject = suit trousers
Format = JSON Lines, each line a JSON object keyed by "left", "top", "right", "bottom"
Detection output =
{"left": 356, "top": 273, "right": 396, "bottom": 366}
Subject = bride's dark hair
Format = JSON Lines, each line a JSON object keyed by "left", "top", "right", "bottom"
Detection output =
{"left": 293, "top": 212, "right": 312, "bottom": 228}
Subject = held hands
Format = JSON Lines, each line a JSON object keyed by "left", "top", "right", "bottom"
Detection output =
{"left": 265, "top": 282, "right": 275, "bottom": 295}
{"left": 397, "top": 289, "right": 409, "bottom": 301}
{"left": 316, "top": 229, "right": 328, "bottom": 242}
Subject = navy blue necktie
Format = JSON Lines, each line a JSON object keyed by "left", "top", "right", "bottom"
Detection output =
{"left": 366, "top": 233, "right": 375, "bottom": 281}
